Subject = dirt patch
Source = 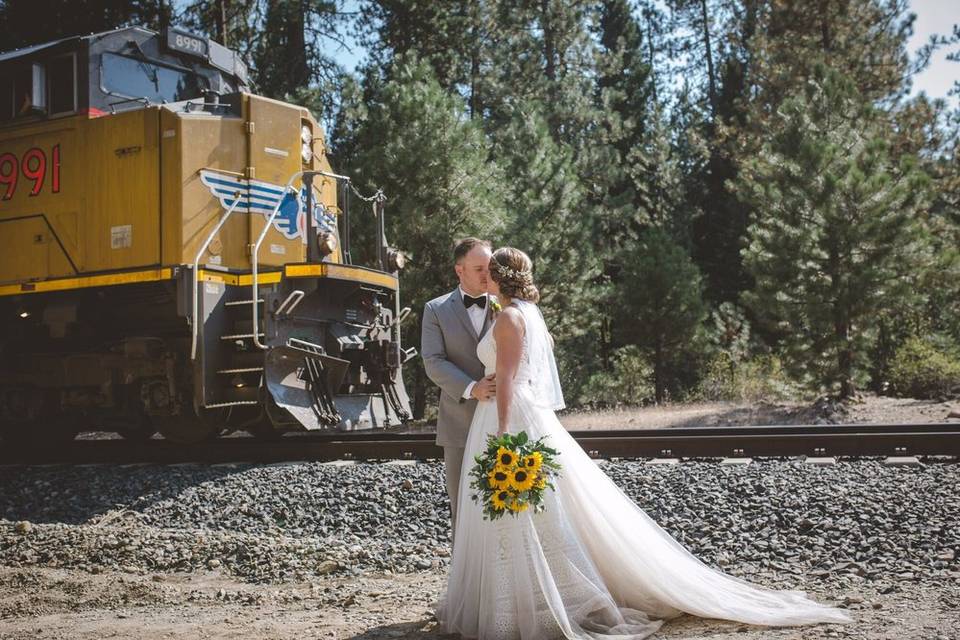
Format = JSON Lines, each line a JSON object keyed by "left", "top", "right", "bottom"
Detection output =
{"left": 559, "top": 394, "right": 960, "bottom": 430}
{"left": 0, "top": 566, "right": 957, "bottom": 640}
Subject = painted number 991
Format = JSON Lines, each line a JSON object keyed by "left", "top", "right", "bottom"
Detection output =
{"left": 0, "top": 145, "right": 61, "bottom": 200}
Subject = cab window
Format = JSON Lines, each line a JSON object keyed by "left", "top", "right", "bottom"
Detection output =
{"left": 101, "top": 52, "right": 202, "bottom": 104}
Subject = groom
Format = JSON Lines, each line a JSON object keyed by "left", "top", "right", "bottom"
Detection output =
{"left": 421, "top": 237, "right": 496, "bottom": 537}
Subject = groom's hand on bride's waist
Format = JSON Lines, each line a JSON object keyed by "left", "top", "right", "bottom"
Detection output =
{"left": 470, "top": 374, "right": 496, "bottom": 401}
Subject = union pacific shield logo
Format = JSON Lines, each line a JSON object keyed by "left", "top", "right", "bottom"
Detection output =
{"left": 199, "top": 170, "right": 336, "bottom": 243}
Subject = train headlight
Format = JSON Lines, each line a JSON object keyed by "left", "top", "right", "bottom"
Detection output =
{"left": 300, "top": 125, "right": 313, "bottom": 164}
{"left": 317, "top": 231, "right": 338, "bottom": 256}
{"left": 386, "top": 247, "right": 406, "bottom": 271}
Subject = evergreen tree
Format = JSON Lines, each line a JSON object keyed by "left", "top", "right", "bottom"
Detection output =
{"left": 333, "top": 56, "right": 507, "bottom": 418}
{"left": 180, "top": 0, "right": 263, "bottom": 63}
{"left": 253, "top": 0, "right": 346, "bottom": 120}
{"left": 739, "top": 65, "right": 931, "bottom": 397}
{"left": 616, "top": 227, "right": 707, "bottom": 402}
{"left": 0, "top": 0, "right": 169, "bottom": 49}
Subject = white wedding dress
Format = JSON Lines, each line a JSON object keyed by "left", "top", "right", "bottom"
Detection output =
{"left": 436, "top": 300, "right": 851, "bottom": 639}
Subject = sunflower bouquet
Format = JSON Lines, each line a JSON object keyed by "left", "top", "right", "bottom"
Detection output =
{"left": 468, "top": 431, "right": 561, "bottom": 520}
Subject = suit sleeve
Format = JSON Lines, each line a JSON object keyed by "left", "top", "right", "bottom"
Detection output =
{"left": 421, "top": 301, "right": 474, "bottom": 403}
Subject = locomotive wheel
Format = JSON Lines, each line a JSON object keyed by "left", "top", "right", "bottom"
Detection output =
{"left": 154, "top": 405, "right": 225, "bottom": 445}
{"left": 245, "top": 388, "right": 285, "bottom": 441}
{"left": 117, "top": 419, "right": 157, "bottom": 442}
{"left": 246, "top": 418, "right": 285, "bottom": 442}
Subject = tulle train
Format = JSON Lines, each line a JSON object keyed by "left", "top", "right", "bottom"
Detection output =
{"left": 436, "top": 386, "right": 851, "bottom": 640}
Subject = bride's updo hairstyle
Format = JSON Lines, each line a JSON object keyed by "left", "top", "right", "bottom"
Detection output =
{"left": 489, "top": 247, "right": 540, "bottom": 303}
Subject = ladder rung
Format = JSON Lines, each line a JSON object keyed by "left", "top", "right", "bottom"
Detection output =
{"left": 225, "top": 299, "right": 264, "bottom": 307}
{"left": 204, "top": 400, "right": 260, "bottom": 409}
{"left": 221, "top": 333, "right": 265, "bottom": 340}
{"left": 217, "top": 367, "right": 265, "bottom": 374}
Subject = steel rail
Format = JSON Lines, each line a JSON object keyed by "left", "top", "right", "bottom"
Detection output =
{"left": 1, "top": 423, "right": 958, "bottom": 466}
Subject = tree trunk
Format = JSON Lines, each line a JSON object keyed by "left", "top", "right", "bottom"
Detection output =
{"left": 215, "top": 0, "right": 229, "bottom": 46}
{"left": 698, "top": 0, "right": 717, "bottom": 117}
{"left": 287, "top": 1, "right": 310, "bottom": 91}
{"left": 413, "top": 367, "right": 427, "bottom": 420}
{"left": 469, "top": 47, "right": 480, "bottom": 119}
{"left": 819, "top": 0, "right": 832, "bottom": 52}
{"left": 541, "top": 0, "right": 556, "bottom": 82}
{"left": 654, "top": 341, "right": 665, "bottom": 403}
{"left": 836, "top": 319, "right": 855, "bottom": 398}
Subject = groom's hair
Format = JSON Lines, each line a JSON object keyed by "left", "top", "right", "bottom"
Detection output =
{"left": 453, "top": 237, "right": 491, "bottom": 264}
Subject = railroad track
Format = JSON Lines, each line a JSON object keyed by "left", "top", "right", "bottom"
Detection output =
{"left": 1, "top": 423, "right": 958, "bottom": 465}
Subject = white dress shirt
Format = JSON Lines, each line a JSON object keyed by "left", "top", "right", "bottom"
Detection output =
{"left": 460, "top": 287, "right": 488, "bottom": 399}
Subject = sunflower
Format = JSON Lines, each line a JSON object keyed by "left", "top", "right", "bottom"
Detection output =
{"left": 508, "top": 500, "right": 529, "bottom": 513}
{"left": 496, "top": 446, "right": 518, "bottom": 468}
{"left": 487, "top": 467, "right": 511, "bottom": 489}
{"left": 508, "top": 467, "right": 536, "bottom": 492}
{"left": 534, "top": 476, "right": 547, "bottom": 490}
{"left": 490, "top": 490, "right": 511, "bottom": 510}
{"left": 521, "top": 452, "right": 543, "bottom": 471}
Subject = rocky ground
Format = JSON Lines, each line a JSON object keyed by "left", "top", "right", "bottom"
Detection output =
{"left": 0, "top": 458, "right": 958, "bottom": 639}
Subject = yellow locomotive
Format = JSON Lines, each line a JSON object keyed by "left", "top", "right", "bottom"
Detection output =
{"left": 0, "top": 26, "right": 413, "bottom": 444}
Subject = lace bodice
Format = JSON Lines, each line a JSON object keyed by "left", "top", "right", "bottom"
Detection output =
{"left": 476, "top": 312, "right": 529, "bottom": 377}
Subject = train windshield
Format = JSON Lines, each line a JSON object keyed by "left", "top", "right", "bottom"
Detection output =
{"left": 101, "top": 52, "right": 204, "bottom": 104}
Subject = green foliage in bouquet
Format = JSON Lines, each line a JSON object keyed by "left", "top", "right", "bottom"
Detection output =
{"left": 469, "top": 431, "right": 562, "bottom": 521}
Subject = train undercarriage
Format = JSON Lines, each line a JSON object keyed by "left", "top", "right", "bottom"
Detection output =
{"left": 0, "top": 263, "right": 414, "bottom": 445}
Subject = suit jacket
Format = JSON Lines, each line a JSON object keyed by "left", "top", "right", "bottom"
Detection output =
{"left": 421, "top": 288, "right": 493, "bottom": 448}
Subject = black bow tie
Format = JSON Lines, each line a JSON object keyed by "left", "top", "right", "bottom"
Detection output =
{"left": 464, "top": 294, "right": 487, "bottom": 309}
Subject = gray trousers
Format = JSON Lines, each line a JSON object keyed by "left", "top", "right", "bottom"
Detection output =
{"left": 443, "top": 445, "right": 466, "bottom": 543}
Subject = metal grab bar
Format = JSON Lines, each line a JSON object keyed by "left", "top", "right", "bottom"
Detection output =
{"left": 252, "top": 172, "right": 303, "bottom": 349}
{"left": 251, "top": 170, "right": 355, "bottom": 350}
{"left": 190, "top": 192, "right": 247, "bottom": 360}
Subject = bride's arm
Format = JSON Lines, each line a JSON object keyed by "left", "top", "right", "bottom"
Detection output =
{"left": 494, "top": 307, "right": 524, "bottom": 436}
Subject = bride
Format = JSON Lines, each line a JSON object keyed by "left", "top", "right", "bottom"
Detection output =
{"left": 435, "top": 247, "right": 851, "bottom": 639}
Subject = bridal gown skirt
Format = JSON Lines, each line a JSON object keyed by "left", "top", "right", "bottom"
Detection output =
{"left": 436, "top": 387, "right": 851, "bottom": 640}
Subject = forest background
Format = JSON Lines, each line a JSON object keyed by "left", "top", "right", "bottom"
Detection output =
{"left": 2, "top": 0, "right": 958, "bottom": 419}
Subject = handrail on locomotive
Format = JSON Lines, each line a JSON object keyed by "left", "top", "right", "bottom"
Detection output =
{"left": 189, "top": 168, "right": 372, "bottom": 361}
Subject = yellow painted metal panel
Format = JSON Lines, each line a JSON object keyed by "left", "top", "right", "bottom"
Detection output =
{"left": 248, "top": 95, "right": 305, "bottom": 267}
{"left": 176, "top": 112, "right": 249, "bottom": 268}
{"left": 196, "top": 269, "right": 282, "bottom": 286}
{"left": 0, "top": 267, "right": 173, "bottom": 297}
{"left": 0, "top": 117, "right": 83, "bottom": 279}
{"left": 80, "top": 108, "right": 161, "bottom": 271}
{"left": 0, "top": 216, "right": 75, "bottom": 284}
{"left": 301, "top": 110, "right": 344, "bottom": 265}
{"left": 284, "top": 263, "right": 398, "bottom": 290}
{"left": 160, "top": 109, "right": 183, "bottom": 266}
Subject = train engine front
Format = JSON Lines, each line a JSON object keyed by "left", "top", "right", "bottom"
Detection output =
{"left": 0, "top": 26, "right": 413, "bottom": 445}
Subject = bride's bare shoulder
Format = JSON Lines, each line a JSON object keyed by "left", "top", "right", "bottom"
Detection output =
{"left": 493, "top": 306, "right": 524, "bottom": 336}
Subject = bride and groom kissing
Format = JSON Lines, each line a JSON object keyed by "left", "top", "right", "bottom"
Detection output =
{"left": 421, "top": 238, "right": 851, "bottom": 639}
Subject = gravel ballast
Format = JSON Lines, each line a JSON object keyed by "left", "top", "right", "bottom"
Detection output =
{"left": 1, "top": 459, "right": 958, "bottom": 592}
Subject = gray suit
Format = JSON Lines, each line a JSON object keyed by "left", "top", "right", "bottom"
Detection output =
{"left": 421, "top": 288, "right": 492, "bottom": 532}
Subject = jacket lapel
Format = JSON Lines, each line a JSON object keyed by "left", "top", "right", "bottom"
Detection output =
{"left": 449, "top": 289, "right": 479, "bottom": 340}
{"left": 478, "top": 300, "right": 494, "bottom": 339}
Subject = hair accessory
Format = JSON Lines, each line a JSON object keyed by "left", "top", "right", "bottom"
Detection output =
{"left": 493, "top": 260, "right": 530, "bottom": 281}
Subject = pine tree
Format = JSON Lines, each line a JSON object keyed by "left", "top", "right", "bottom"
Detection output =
{"left": 615, "top": 227, "right": 707, "bottom": 402}
{"left": 333, "top": 56, "right": 507, "bottom": 417}
{"left": 0, "top": 0, "right": 169, "bottom": 49}
{"left": 739, "top": 65, "right": 931, "bottom": 397}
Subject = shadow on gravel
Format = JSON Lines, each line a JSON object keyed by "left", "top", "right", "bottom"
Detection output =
{"left": 0, "top": 463, "right": 252, "bottom": 525}
{"left": 345, "top": 619, "right": 454, "bottom": 639}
